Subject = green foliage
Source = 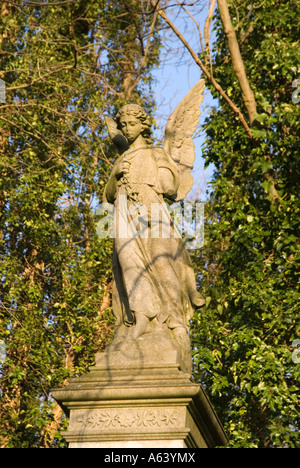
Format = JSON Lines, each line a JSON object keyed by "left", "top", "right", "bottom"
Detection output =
{"left": 0, "top": 0, "right": 161, "bottom": 448}
{"left": 191, "top": 0, "right": 300, "bottom": 448}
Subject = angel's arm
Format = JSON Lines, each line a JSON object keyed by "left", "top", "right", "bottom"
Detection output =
{"left": 105, "top": 116, "right": 129, "bottom": 155}
{"left": 104, "top": 156, "right": 131, "bottom": 203}
{"left": 157, "top": 157, "right": 180, "bottom": 199}
{"left": 104, "top": 171, "right": 117, "bottom": 204}
{"left": 104, "top": 116, "right": 130, "bottom": 203}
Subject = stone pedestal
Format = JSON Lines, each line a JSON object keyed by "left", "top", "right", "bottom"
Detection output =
{"left": 52, "top": 337, "right": 227, "bottom": 448}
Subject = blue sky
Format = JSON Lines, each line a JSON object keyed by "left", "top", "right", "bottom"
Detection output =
{"left": 152, "top": 59, "right": 215, "bottom": 201}
{"left": 150, "top": 7, "right": 217, "bottom": 200}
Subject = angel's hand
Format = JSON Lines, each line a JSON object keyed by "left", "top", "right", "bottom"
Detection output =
{"left": 159, "top": 167, "right": 178, "bottom": 199}
{"left": 105, "top": 115, "right": 129, "bottom": 155}
{"left": 114, "top": 159, "right": 130, "bottom": 179}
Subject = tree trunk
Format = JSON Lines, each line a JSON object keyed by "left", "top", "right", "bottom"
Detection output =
{"left": 217, "top": 0, "right": 257, "bottom": 124}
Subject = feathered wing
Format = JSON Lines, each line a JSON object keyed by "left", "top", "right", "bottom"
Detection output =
{"left": 105, "top": 115, "right": 129, "bottom": 155}
{"left": 163, "top": 80, "right": 205, "bottom": 201}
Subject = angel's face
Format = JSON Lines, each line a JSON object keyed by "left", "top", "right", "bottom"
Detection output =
{"left": 119, "top": 114, "right": 142, "bottom": 144}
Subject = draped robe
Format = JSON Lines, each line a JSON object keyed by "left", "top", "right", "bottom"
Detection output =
{"left": 104, "top": 145, "right": 204, "bottom": 338}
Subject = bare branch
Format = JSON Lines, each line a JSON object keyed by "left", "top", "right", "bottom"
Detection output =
{"left": 217, "top": 0, "right": 257, "bottom": 124}
{"left": 204, "top": 0, "right": 216, "bottom": 73}
{"left": 6, "top": 64, "right": 75, "bottom": 92}
{"left": 150, "top": 0, "right": 254, "bottom": 139}
{"left": 125, "top": 8, "right": 160, "bottom": 97}
{"left": 176, "top": 0, "right": 204, "bottom": 54}
{"left": 4, "top": 0, "right": 77, "bottom": 6}
{"left": 121, "top": 0, "right": 144, "bottom": 56}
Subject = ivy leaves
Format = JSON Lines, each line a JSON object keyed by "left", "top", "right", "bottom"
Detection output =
{"left": 0, "top": 0, "right": 161, "bottom": 448}
{"left": 191, "top": 0, "right": 300, "bottom": 448}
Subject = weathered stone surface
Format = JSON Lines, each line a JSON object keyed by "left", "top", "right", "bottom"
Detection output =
{"left": 96, "top": 331, "right": 191, "bottom": 374}
{"left": 103, "top": 85, "right": 206, "bottom": 366}
{"left": 52, "top": 346, "right": 228, "bottom": 448}
{"left": 52, "top": 83, "right": 229, "bottom": 448}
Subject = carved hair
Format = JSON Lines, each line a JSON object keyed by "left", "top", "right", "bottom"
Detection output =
{"left": 116, "top": 104, "right": 153, "bottom": 145}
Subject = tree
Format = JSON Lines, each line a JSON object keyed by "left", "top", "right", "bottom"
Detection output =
{"left": 152, "top": 0, "right": 300, "bottom": 447}
{"left": 0, "top": 0, "right": 161, "bottom": 448}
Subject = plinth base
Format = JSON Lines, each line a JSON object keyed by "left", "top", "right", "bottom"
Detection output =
{"left": 52, "top": 338, "right": 227, "bottom": 448}
{"left": 68, "top": 440, "right": 187, "bottom": 449}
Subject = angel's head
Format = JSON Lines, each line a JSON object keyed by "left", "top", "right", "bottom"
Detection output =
{"left": 116, "top": 104, "right": 153, "bottom": 145}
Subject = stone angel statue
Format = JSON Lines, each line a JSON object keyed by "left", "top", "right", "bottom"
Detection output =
{"left": 103, "top": 80, "right": 206, "bottom": 371}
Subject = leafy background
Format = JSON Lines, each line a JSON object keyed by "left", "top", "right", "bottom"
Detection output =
{"left": 0, "top": 0, "right": 299, "bottom": 448}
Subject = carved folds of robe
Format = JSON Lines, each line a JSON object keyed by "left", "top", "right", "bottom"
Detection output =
{"left": 104, "top": 146, "right": 205, "bottom": 339}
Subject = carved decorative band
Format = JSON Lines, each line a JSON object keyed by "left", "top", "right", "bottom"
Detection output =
{"left": 77, "top": 410, "right": 179, "bottom": 430}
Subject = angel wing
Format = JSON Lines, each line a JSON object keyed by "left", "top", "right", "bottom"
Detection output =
{"left": 105, "top": 115, "right": 129, "bottom": 155}
{"left": 163, "top": 79, "right": 205, "bottom": 201}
